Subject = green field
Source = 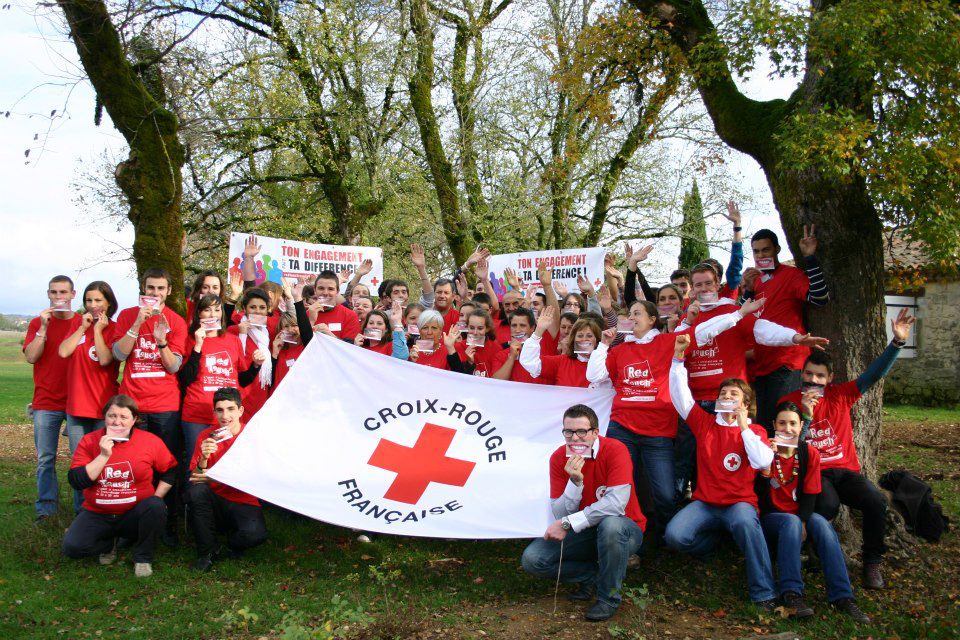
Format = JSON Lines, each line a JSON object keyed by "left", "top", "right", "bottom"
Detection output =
{"left": 1, "top": 330, "right": 958, "bottom": 638}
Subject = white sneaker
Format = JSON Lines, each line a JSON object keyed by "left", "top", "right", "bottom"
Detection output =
{"left": 99, "top": 540, "right": 118, "bottom": 565}
{"left": 134, "top": 562, "right": 153, "bottom": 578}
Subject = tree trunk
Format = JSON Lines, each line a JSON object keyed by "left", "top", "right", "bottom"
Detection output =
{"left": 58, "top": 0, "right": 186, "bottom": 315}
{"left": 408, "top": 0, "right": 472, "bottom": 267}
{"left": 765, "top": 167, "right": 887, "bottom": 479}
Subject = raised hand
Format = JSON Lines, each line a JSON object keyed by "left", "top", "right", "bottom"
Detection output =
{"left": 739, "top": 297, "right": 765, "bottom": 316}
{"left": 153, "top": 316, "right": 169, "bottom": 344}
{"left": 536, "top": 305, "right": 556, "bottom": 335}
{"left": 243, "top": 234, "right": 261, "bottom": 259}
{"left": 390, "top": 300, "right": 403, "bottom": 328}
{"left": 504, "top": 268, "right": 520, "bottom": 290}
{"left": 442, "top": 330, "right": 460, "bottom": 351}
{"left": 552, "top": 281, "right": 569, "bottom": 298}
{"left": 357, "top": 258, "right": 374, "bottom": 276}
{"left": 601, "top": 327, "right": 616, "bottom": 346}
{"left": 538, "top": 262, "right": 553, "bottom": 286}
{"left": 635, "top": 244, "right": 654, "bottom": 263}
{"left": 685, "top": 300, "right": 701, "bottom": 324}
{"left": 793, "top": 333, "right": 830, "bottom": 350}
{"left": 674, "top": 333, "right": 691, "bottom": 358}
{"left": 455, "top": 273, "right": 469, "bottom": 299}
{"left": 597, "top": 285, "right": 612, "bottom": 312}
{"left": 576, "top": 274, "right": 595, "bottom": 297}
{"left": 799, "top": 224, "right": 818, "bottom": 257}
{"left": 723, "top": 200, "right": 741, "bottom": 226}
{"left": 410, "top": 243, "right": 426, "bottom": 269}
{"left": 227, "top": 270, "right": 243, "bottom": 302}
{"left": 336, "top": 268, "right": 350, "bottom": 285}
{"left": 891, "top": 308, "right": 915, "bottom": 343}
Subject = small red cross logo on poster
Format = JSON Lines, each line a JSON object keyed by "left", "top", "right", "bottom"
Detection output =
{"left": 371, "top": 276, "right": 380, "bottom": 286}
{"left": 367, "top": 423, "right": 476, "bottom": 504}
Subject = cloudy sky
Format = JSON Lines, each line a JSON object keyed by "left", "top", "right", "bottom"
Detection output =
{"left": 0, "top": 2, "right": 794, "bottom": 316}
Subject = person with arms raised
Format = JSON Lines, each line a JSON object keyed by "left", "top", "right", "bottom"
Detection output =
{"left": 740, "top": 225, "right": 829, "bottom": 431}
{"left": 665, "top": 333, "right": 777, "bottom": 610}
{"left": 778, "top": 308, "right": 916, "bottom": 590}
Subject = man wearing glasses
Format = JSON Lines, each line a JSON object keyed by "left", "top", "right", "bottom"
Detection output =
{"left": 521, "top": 404, "right": 646, "bottom": 622}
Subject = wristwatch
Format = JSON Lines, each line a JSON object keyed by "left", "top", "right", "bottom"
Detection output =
{"left": 560, "top": 517, "right": 572, "bottom": 531}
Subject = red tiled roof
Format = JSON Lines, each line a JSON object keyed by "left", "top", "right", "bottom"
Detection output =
{"left": 884, "top": 230, "right": 931, "bottom": 271}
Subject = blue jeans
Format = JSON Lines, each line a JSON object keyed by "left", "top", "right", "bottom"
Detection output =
{"left": 33, "top": 409, "right": 66, "bottom": 516}
{"left": 761, "top": 512, "right": 854, "bottom": 603}
{"left": 66, "top": 415, "right": 103, "bottom": 514}
{"left": 665, "top": 500, "right": 776, "bottom": 602}
{"left": 521, "top": 516, "right": 644, "bottom": 606}
{"left": 181, "top": 421, "right": 210, "bottom": 477}
{"left": 142, "top": 411, "right": 182, "bottom": 524}
{"left": 675, "top": 400, "right": 715, "bottom": 500}
{"left": 606, "top": 422, "right": 676, "bottom": 534}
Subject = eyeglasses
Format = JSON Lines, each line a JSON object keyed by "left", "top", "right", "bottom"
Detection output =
{"left": 562, "top": 428, "right": 596, "bottom": 438}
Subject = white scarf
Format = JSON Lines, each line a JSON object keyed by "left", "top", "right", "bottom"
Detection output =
{"left": 242, "top": 326, "right": 273, "bottom": 389}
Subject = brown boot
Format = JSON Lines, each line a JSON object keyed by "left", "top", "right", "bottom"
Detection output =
{"left": 863, "top": 562, "right": 884, "bottom": 589}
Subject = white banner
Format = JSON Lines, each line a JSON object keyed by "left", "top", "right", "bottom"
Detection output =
{"left": 207, "top": 334, "right": 615, "bottom": 538}
{"left": 486, "top": 247, "right": 607, "bottom": 296}
{"left": 228, "top": 232, "right": 384, "bottom": 292}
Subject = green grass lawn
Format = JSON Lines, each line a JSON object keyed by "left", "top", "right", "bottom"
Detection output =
{"left": 1, "top": 331, "right": 958, "bottom": 638}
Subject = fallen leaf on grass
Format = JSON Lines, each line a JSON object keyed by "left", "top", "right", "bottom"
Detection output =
{"left": 711, "top": 608, "right": 726, "bottom": 619}
{"left": 473, "top": 576, "right": 484, "bottom": 584}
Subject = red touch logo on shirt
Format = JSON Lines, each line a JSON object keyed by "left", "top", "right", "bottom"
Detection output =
{"left": 622, "top": 360, "right": 653, "bottom": 386}
{"left": 368, "top": 423, "right": 477, "bottom": 504}
{"left": 723, "top": 452, "right": 742, "bottom": 471}
{"left": 204, "top": 351, "right": 234, "bottom": 377}
{"left": 808, "top": 419, "right": 843, "bottom": 462}
{"left": 87, "top": 345, "right": 100, "bottom": 362}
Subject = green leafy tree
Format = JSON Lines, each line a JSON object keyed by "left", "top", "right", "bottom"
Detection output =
{"left": 623, "top": 0, "right": 960, "bottom": 480}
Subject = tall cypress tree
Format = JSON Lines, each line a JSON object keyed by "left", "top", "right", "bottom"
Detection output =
{"left": 678, "top": 179, "right": 708, "bottom": 269}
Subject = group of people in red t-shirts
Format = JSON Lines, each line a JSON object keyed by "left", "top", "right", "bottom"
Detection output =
{"left": 24, "top": 208, "right": 912, "bottom": 624}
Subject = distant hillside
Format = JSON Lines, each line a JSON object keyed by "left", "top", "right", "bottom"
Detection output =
{"left": 0, "top": 314, "right": 30, "bottom": 332}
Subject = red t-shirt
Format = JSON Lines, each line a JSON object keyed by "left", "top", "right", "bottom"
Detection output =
{"left": 72, "top": 428, "right": 177, "bottom": 515}
{"left": 413, "top": 344, "right": 453, "bottom": 370}
{"left": 719, "top": 284, "right": 739, "bottom": 300}
{"left": 539, "top": 355, "right": 590, "bottom": 388}
{"left": 365, "top": 340, "right": 394, "bottom": 356}
{"left": 494, "top": 313, "right": 511, "bottom": 345}
{"left": 190, "top": 425, "right": 260, "bottom": 506}
{"left": 274, "top": 344, "right": 305, "bottom": 388}
{"left": 312, "top": 304, "right": 360, "bottom": 340}
{"left": 549, "top": 436, "right": 646, "bottom": 532}
{"left": 685, "top": 405, "right": 770, "bottom": 509}
{"left": 768, "top": 443, "right": 821, "bottom": 514}
{"left": 683, "top": 303, "right": 756, "bottom": 401}
{"left": 492, "top": 345, "right": 544, "bottom": 384}
{"left": 455, "top": 340, "right": 501, "bottom": 378}
{"left": 605, "top": 332, "right": 683, "bottom": 437}
{"left": 66, "top": 323, "right": 121, "bottom": 418}
{"left": 781, "top": 381, "right": 862, "bottom": 472}
{"left": 752, "top": 264, "right": 810, "bottom": 376}
{"left": 224, "top": 330, "right": 269, "bottom": 424}
{"left": 114, "top": 306, "right": 187, "bottom": 413}
{"left": 439, "top": 306, "right": 460, "bottom": 335}
{"left": 181, "top": 334, "right": 247, "bottom": 424}
{"left": 24, "top": 314, "right": 82, "bottom": 411}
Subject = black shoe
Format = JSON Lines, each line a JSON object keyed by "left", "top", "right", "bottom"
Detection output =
{"left": 116, "top": 537, "right": 134, "bottom": 550}
{"left": 160, "top": 529, "right": 179, "bottom": 549}
{"left": 584, "top": 601, "right": 618, "bottom": 622}
{"left": 781, "top": 591, "right": 814, "bottom": 619}
{"left": 191, "top": 555, "right": 214, "bottom": 572}
{"left": 755, "top": 599, "right": 778, "bottom": 613}
{"left": 862, "top": 563, "right": 884, "bottom": 589}
{"left": 567, "top": 582, "right": 596, "bottom": 602}
{"left": 832, "top": 598, "right": 871, "bottom": 624}
{"left": 213, "top": 546, "right": 243, "bottom": 561}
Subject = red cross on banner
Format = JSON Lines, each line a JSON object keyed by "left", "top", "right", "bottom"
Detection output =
{"left": 371, "top": 276, "right": 380, "bottom": 286}
{"left": 367, "top": 423, "right": 476, "bottom": 504}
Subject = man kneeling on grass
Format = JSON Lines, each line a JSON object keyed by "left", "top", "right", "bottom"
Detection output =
{"left": 521, "top": 404, "right": 646, "bottom": 622}
{"left": 185, "top": 387, "right": 267, "bottom": 571}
